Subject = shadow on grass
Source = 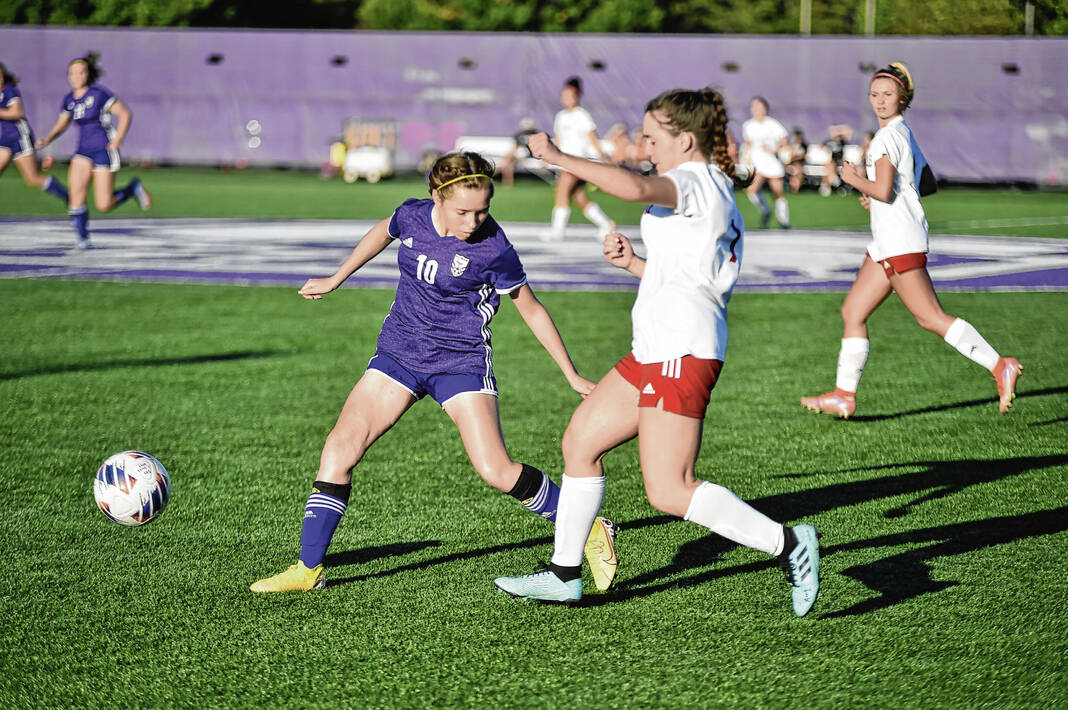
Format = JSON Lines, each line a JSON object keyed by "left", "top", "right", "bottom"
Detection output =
{"left": 0, "top": 350, "right": 286, "bottom": 380}
{"left": 326, "top": 453, "right": 1068, "bottom": 615}
{"left": 847, "top": 385, "right": 1068, "bottom": 422}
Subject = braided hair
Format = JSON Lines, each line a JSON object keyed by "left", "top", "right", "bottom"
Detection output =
{"left": 427, "top": 151, "right": 495, "bottom": 200}
{"left": 645, "top": 87, "right": 751, "bottom": 187}
{"left": 871, "top": 61, "right": 915, "bottom": 111}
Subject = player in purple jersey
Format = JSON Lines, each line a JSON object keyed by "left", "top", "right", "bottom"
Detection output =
{"left": 35, "top": 55, "right": 151, "bottom": 249}
{"left": 250, "top": 152, "right": 619, "bottom": 594}
{"left": 0, "top": 62, "right": 69, "bottom": 206}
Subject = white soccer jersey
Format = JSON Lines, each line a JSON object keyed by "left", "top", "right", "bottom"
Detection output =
{"left": 742, "top": 117, "right": 787, "bottom": 178}
{"left": 553, "top": 106, "right": 600, "bottom": 159}
{"left": 864, "top": 115, "right": 928, "bottom": 260}
{"left": 631, "top": 161, "right": 744, "bottom": 363}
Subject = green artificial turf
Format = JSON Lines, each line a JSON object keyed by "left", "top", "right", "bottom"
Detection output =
{"left": 2, "top": 165, "right": 1067, "bottom": 238}
{"left": 1, "top": 281, "right": 1065, "bottom": 708}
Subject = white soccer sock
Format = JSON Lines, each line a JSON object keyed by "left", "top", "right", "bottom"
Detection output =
{"left": 747, "top": 191, "right": 769, "bottom": 214}
{"left": 549, "top": 474, "right": 605, "bottom": 568}
{"left": 582, "top": 203, "right": 614, "bottom": 234}
{"left": 774, "top": 197, "right": 790, "bottom": 227}
{"left": 684, "top": 481, "right": 785, "bottom": 556}
{"left": 835, "top": 337, "right": 870, "bottom": 393}
{"left": 943, "top": 318, "right": 1000, "bottom": 372}
{"left": 550, "top": 206, "right": 571, "bottom": 238}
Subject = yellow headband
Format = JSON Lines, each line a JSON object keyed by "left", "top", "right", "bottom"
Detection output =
{"left": 434, "top": 174, "right": 490, "bottom": 191}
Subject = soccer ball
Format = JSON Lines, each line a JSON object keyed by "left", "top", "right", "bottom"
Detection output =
{"left": 93, "top": 451, "right": 171, "bottom": 526}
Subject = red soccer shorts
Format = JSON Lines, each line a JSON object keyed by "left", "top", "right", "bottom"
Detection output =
{"left": 614, "top": 352, "right": 723, "bottom": 419}
{"left": 879, "top": 252, "right": 927, "bottom": 277}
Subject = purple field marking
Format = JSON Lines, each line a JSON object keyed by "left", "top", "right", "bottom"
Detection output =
{"left": 0, "top": 218, "right": 1065, "bottom": 293}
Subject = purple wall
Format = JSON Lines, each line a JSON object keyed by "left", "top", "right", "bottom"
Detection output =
{"left": 2, "top": 26, "right": 1065, "bottom": 183}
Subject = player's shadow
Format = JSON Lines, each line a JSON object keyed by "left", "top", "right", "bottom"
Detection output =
{"left": 323, "top": 453, "right": 1067, "bottom": 600}
{"left": 578, "top": 506, "right": 1068, "bottom": 618}
{"left": 847, "top": 385, "right": 1068, "bottom": 422}
{"left": 0, "top": 350, "right": 286, "bottom": 380}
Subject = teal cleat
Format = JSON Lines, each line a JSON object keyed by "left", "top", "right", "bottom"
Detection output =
{"left": 782, "top": 524, "right": 821, "bottom": 617}
{"left": 494, "top": 565, "right": 582, "bottom": 603}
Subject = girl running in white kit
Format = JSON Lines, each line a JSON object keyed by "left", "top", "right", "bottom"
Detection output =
{"left": 495, "top": 87, "right": 822, "bottom": 617}
{"left": 801, "top": 62, "right": 1022, "bottom": 419}
{"left": 542, "top": 76, "right": 617, "bottom": 242}
{"left": 741, "top": 97, "right": 790, "bottom": 228}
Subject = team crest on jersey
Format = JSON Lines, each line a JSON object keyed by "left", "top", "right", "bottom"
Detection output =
{"left": 450, "top": 254, "right": 470, "bottom": 277}
{"left": 401, "top": 237, "right": 413, "bottom": 248}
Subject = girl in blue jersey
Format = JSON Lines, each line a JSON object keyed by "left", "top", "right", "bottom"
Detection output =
{"left": 251, "top": 152, "right": 618, "bottom": 594}
{"left": 35, "top": 55, "right": 151, "bottom": 249}
{"left": 0, "top": 62, "right": 69, "bottom": 205}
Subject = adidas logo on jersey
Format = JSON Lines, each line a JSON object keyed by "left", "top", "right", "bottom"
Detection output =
{"left": 642, "top": 383, "right": 656, "bottom": 395}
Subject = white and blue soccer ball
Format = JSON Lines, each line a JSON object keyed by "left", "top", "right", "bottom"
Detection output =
{"left": 93, "top": 451, "right": 171, "bottom": 526}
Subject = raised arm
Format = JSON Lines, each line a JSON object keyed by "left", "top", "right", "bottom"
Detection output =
{"left": 35, "top": 112, "right": 71, "bottom": 149}
{"left": 528, "top": 132, "right": 677, "bottom": 208}
{"left": 298, "top": 218, "right": 393, "bottom": 300}
{"left": 508, "top": 284, "right": 595, "bottom": 396}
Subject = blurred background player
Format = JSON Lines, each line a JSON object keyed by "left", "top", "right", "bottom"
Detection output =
{"left": 250, "top": 152, "right": 618, "bottom": 594}
{"left": 496, "top": 116, "right": 538, "bottom": 188}
{"left": 784, "top": 126, "right": 808, "bottom": 193}
{"left": 741, "top": 96, "right": 790, "bottom": 228}
{"left": 494, "top": 88, "right": 822, "bottom": 616}
{"left": 35, "top": 54, "right": 150, "bottom": 249}
{"left": 542, "top": 76, "right": 617, "bottom": 242}
{"left": 801, "top": 62, "right": 1022, "bottom": 419}
{"left": 0, "top": 61, "right": 68, "bottom": 206}
{"left": 820, "top": 123, "right": 854, "bottom": 196}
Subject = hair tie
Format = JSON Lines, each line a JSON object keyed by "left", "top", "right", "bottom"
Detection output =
{"left": 873, "top": 72, "right": 906, "bottom": 89}
{"left": 434, "top": 173, "right": 489, "bottom": 191}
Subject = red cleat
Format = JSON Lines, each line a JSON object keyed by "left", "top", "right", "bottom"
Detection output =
{"left": 801, "top": 389, "right": 857, "bottom": 419}
{"left": 993, "top": 357, "right": 1022, "bottom": 413}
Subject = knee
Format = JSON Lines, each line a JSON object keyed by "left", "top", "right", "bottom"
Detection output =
{"left": 322, "top": 424, "right": 370, "bottom": 467}
{"left": 95, "top": 198, "right": 114, "bottom": 213}
{"left": 840, "top": 302, "right": 864, "bottom": 327}
{"left": 470, "top": 458, "right": 518, "bottom": 492}
{"left": 561, "top": 426, "right": 596, "bottom": 470}
{"left": 643, "top": 484, "right": 688, "bottom": 518}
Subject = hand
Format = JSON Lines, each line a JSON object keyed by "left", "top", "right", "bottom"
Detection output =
{"left": 35, "top": 137, "right": 49, "bottom": 149}
{"left": 107, "top": 139, "right": 121, "bottom": 151}
{"left": 526, "top": 132, "right": 562, "bottom": 164}
{"left": 298, "top": 277, "right": 338, "bottom": 300}
{"left": 858, "top": 195, "right": 871, "bottom": 211}
{"left": 568, "top": 373, "right": 597, "bottom": 398}
{"left": 604, "top": 232, "right": 634, "bottom": 271}
{"left": 840, "top": 161, "right": 863, "bottom": 187}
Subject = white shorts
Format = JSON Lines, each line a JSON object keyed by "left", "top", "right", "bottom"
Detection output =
{"left": 752, "top": 151, "right": 785, "bottom": 179}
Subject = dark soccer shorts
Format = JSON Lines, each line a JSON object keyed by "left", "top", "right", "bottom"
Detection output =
{"left": 367, "top": 351, "right": 498, "bottom": 408}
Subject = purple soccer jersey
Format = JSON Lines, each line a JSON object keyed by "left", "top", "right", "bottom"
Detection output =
{"left": 376, "top": 198, "right": 527, "bottom": 376}
{"left": 0, "top": 83, "right": 32, "bottom": 147}
{"left": 61, "top": 84, "right": 116, "bottom": 153}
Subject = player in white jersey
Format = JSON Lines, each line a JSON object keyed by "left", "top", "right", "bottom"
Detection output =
{"left": 801, "top": 62, "right": 1022, "bottom": 419}
{"left": 741, "top": 97, "right": 790, "bottom": 228}
{"left": 494, "top": 87, "right": 822, "bottom": 617}
{"left": 542, "top": 76, "right": 617, "bottom": 242}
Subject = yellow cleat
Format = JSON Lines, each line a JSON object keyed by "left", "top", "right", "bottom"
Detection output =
{"left": 584, "top": 517, "right": 619, "bottom": 592}
{"left": 249, "top": 560, "right": 325, "bottom": 593}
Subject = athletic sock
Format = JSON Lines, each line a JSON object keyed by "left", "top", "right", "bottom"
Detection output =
{"left": 550, "top": 206, "right": 570, "bottom": 239}
{"left": 507, "top": 463, "right": 559, "bottom": 522}
{"left": 774, "top": 197, "right": 791, "bottom": 227}
{"left": 42, "top": 175, "right": 69, "bottom": 203}
{"left": 112, "top": 178, "right": 139, "bottom": 207}
{"left": 776, "top": 526, "right": 799, "bottom": 563}
{"left": 835, "top": 337, "right": 870, "bottom": 393}
{"left": 582, "top": 202, "right": 614, "bottom": 235}
{"left": 548, "top": 561, "right": 582, "bottom": 583}
{"left": 943, "top": 318, "right": 1000, "bottom": 372}
{"left": 748, "top": 191, "right": 770, "bottom": 216}
{"left": 549, "top": 474, "right": 605, "bottom": 568}
{"left": 69, "top": 206, "right": 89, "bottom": 241}
{"left": 299, "top": 480, "right": 351, "bottom": 569}
{"left": 683, "top": 480, "right": 784, "bottom": 556}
